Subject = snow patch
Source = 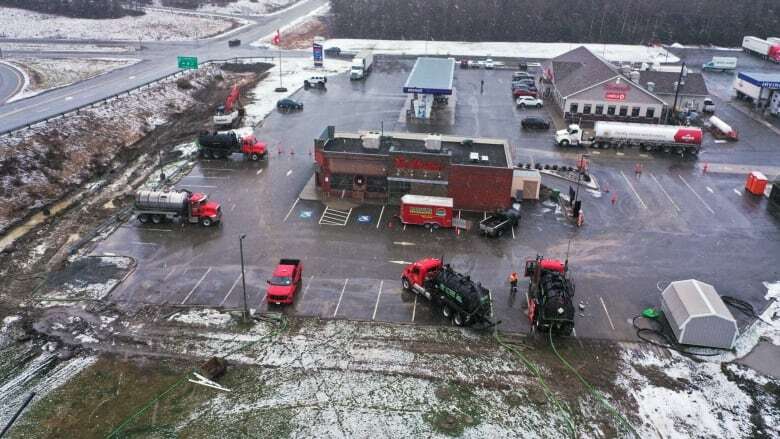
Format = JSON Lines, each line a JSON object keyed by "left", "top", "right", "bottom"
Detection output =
{"left": 168, "top": 308, "right": 234, "bottom": 327}
{"left": 188, "top": 0, "right": 301, "bottom": 16}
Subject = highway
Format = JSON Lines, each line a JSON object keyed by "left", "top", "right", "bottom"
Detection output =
{"left": 0, "top": 0, "right": 327, "bottom": 133}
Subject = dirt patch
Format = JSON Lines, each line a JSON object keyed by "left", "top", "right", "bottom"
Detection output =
{"left": 632, "top": 363, "right": 689, "bottom": 392}
{"left": 220, "top": 62, "right": 274, "bottom": 74}
{"left": 279, "top": 17, "right": 331, "bottom": 49}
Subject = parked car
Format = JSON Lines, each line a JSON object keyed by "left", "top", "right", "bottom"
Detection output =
{"left": 484, "top": 59, "right": 495, "bottom": 69}
{"left": 512, "top": 78, "right": 535, "bottom": 86}
{"left": 324, "top": 47, "right": 341, "bottom": 56}
{"left": 277, "top": 98, "right": 303, "bottom": 111}
{"left": 512, "top": 71, "right": 533, "bottom": 80}
{"left": 516, "top": 96, "right": 543, "bottom": 108}
{"left": 512, "top": 88, "right": 538, "bottom": 98}
{"left": 228, "top": 39, "right": 241, "bottom": 47}
{"left": 304, "top": 76, "right": 327, "bottom": 89}
{"left": 702, "top": 98, "right": 715, "bottom": 113}
{"left": 512, "top": 82, "right": 537, "bottom": 92}
{"left": 521, "top": 116, "right": 551, "bottom": 130}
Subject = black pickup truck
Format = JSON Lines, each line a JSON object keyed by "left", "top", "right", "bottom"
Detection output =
{"left": 479, "top": 205, "right": 521, "bottom": 238}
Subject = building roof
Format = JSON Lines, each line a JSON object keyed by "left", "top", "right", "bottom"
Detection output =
{"left": 737, "top": 72, "right": 780, "bottom": 89}
{"left": 548, "top": 46, "right": 621, "bottom": 97}
{"left": 639, "top": 71, "right": 710, "bottom": 96}
{"left": 322, "top": 132, "right": 510, "bottom": 168}
{"left": 661, "top": 279, "right": 736, "bottom": 326}
{"left": 403, "top": 57, "right": 455, "bottom": 95}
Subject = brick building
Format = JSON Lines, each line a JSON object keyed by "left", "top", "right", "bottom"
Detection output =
{"left": 313, "top": 126, "right": 514, "bottom": 211}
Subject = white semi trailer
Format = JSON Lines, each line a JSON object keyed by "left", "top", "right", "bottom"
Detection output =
{"left": 555, "top": 121, "right": 703, "bottom": 155}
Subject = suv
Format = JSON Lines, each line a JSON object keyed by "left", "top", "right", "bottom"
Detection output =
{"left": 521, "top": 117, "right": 550, "bottom": 130}
{"left": 277, "top": 98, "right": 304, "bottom": 111}
{"left": 304, "top": 76, "right": 327, "bottom": 89}
{"left": 512, "top": 71, "right": 533, "bottom": 80}
{"left": 516, "top": 96, "right": 543, "bottom": 108}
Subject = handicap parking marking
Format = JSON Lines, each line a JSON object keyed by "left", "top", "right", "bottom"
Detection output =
{"left": 299, "top": 210, "right": 314, "bottom": 219}
{"left": 357, "top": 214, "right": 372, "bottom": 224}
{"left": 319, "top": 206, "right": 352, "bottom": 226}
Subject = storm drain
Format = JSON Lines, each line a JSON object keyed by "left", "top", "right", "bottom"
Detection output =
{"left": 319, "top": 207, "right": 352, "bottom": 226}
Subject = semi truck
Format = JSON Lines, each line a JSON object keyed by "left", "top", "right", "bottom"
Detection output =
{"left": 555, "top": 122, "right": 703, "bottom": 155}
{"left": 350, "top": 50, "right": 374, "bottom": 80}
{"left": 701, "top": 56, "right": 738, "bottom": 72}
{"left": 741, "top": 36, "right": 780, "bottom": 63}
{"left": 708, "top": 116, "right": 738, "bottom": 140}
{"left": 479, "top": 205, "right": 521, "bottom": 238}
{"left": 401, "top": 258, "right": 495, "bottom": 328}
{"left": 266, "top": 259, "right": 303, "bottom": 305}
{"left": 196, "top": 131, "right": 267, "bottom": 161}
{"left": 213, "top": 84, "right": 244, "bottom": 129}
{"left": 134, "top": 190, "right": 222, "bottom": 227}
{"left": 399, "top": 194, "right": 453, "bottom": 229}
{"left": 524, "top": 255, "right": 575, "bottom": 336}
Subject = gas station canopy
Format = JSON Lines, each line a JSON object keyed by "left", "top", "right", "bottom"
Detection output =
{"left": 403, "top": 57, "right": 455, "bottom": 95}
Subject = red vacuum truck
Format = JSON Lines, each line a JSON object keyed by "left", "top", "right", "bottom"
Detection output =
{"left": 524, "top": 256, "right": 575, "bottom": 336}
{"left": 556, "top": 121, "right": 703, "bottom": 155}
{"left": 401, "top": 258, "right": 495, "bottom": 328}
{"left": 134, "top": 190, "right": 222, "bottom": 227}
{"left": 196, "top": 131, "right": 267, "bottom": 161}
{"left": 213, "top": 84, "right": 244, "bottom": 129}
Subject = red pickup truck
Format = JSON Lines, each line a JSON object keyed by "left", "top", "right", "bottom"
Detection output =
{"left": 266, "top": 259, "right": 303, "bottom": 305}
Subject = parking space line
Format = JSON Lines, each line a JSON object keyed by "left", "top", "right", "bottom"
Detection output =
{"left": 376, "top": 205, "right": 385, "bottom": 229}
{"left": 650, "top": 173, "right": 680, "bottom": 212}
{"left": 300, "top": 275, "right": 314, "bottom": 301}
{"left": 599, "top": 296, "right": 615, "bottom": 331}
{"left": 219, "top": 273, "right": 243, "bottom": 306}
{"left": 286, "top": 170, "right": 293, "bottom": 177}
{"left": 706, "top": 186, "right": 714, "bottom": 194}
{"left": 163, "top": 267, "right": 178, "bottom": 281}
{"left": 181, "top": 267, "right": 212, "bottom": 304}
{"left": 180, "top": 185, "right": 217, "bottom": 189}
{"left": 256, "top": 169, "right": 263, "bottom": 175}
{"left": 678, "top": 175, "right": 715, "bottom": 214}
{"left": 141, "top": 228, "right": 171, "bottom": 233}
{"left": 199, "top": 168, "right": 234, "bottom": 172}
{"left": 620, "top": 170, "right": 647, "bottom": 209}
{"left": 283, "top": 197, "right": 300, "bottom": 222}
{"left": 333, "top": 278, "right": 349, "bottom": 317}
{"left": 257, "top": 285, "right": 266, "bottom": 306}
{"left": 733, "top": 188, "right": 742, "bottom": 196}
{"left": 181, "top": 176, "right": 229, "bottom": 180}
{"left": 130, "top": 241, "right": 158, "bottom": 246}
{"left": 511, "top": 226, "right": 515, "bottom": 239}
{"left": 411, "top": 295, "right": 418, "bottom": 322}
{"left": 372, "top": 280, "right": 384, "bottom": 320}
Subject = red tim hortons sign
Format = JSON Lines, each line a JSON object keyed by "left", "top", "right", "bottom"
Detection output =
{"left": 604, "top": 82, "right": 630, "bottom": 101}
{"left": 394, "top": 156, "right": 444, "bottom": 172}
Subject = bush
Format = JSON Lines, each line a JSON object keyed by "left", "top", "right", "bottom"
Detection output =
{"left": 176, "top": 78, "right": 193, "bottom": 90}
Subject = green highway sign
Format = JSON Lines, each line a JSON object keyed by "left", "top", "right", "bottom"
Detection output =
{"left": 177, "top": 56, "right": 198, "bottom": 69}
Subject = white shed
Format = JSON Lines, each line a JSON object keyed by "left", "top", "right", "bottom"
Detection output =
{"left": 660, "top": 279, "right": 738, "bottom": 349}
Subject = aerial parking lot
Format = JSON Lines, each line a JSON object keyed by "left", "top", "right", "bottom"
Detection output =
{"left": 95, "top": 54, "right": 780, "bottom": 343}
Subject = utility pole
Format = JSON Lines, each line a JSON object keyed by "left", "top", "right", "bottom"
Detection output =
{"left": 239, "top": 234, "right": 249, "bottom": 323}
{"left": 668, "top": 62, "right": 687, "bottom": 124}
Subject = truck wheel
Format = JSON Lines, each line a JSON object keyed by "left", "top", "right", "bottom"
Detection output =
{"left": 250, "top": 153, "right": 260, "bottom": 161}
{"left": 423, "top": 223, "right": 432, "bottom": 229}
{"left": 559, "top": 140, "right": 569, "bottom": 147}
{"left": 441, "top": 305, "right": 453, "bottom": 319}
{"left": 453, "top": 312, "right": 466, "bottom": 327}
{"left": 432, "top": 223, "right": 440, "bottom": 230}
{"left": 201, "top": 218, "right": 213, "bottom": 227}
{"left": 151, "top": 214, "right": 162, "bottom": 224}
{"left": 401, "top": 277, "right": 411, "bottom": 290}
{"left": 138, "top": 214, "right": 149, "bottom": 224}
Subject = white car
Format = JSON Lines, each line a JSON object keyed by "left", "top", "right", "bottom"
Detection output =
{"left": 484, "top": 58, "right": 495, "bottom": 69}
{"left": 516, "top": 96, "right": 543, "bottom": 108}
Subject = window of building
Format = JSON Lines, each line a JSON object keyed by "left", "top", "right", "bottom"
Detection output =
{"left": 631, "top": 107, "right": 641, "bottom": 117}
{"left": 619, "top": 106, "right": 628, "bottom": 116}
{"left": 607, "top": 105, "right": 616, "bottom": 115}
{"left": 569, "top": 103, "right": 579, "bottom": 114}
{"left": 646, "top": 107, "right": 655, "bottom": 118}
{"left": 583, "top": 104, "right": 592, "bottom": 115}
{"left": 595, "top": 105, "right": 604, "bottom": 115}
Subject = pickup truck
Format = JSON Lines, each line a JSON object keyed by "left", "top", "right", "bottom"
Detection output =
{"left": 266, "top": 259, "right": 303, "bottom": 305}
{"left": 479, "top": 206, "right": 521, "bottom": 238}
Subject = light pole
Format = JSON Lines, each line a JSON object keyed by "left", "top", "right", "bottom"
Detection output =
{"left": 667, "top": 62, "right": 687, "bottom": 124}
{"left": 239, "top": 234, "right": 249, "bottom": 323}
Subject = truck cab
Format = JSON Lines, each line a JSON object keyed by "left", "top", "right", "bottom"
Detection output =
{"left": 240, "top": 134, "right": 267, "bottom": 161}
{"left": 555, "top": 124, "right": 584, "bottom": 147}
{"left": 188, "top": 192, "right": 222, "bottom": 226}
{"left": 350, "top": 60, "right": 366, "bottom": 80}
{"left": 401, "top": 258, "right": 442, "bottom": 300}
{"left": 266, "top": 259, "right": 303, "bottom": 305}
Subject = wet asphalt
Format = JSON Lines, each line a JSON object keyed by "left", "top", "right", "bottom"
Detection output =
{"left": 94, "top": 52, "right": 780, "bottom": 341}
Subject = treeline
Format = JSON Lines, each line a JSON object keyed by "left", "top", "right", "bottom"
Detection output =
{"left": 330, "top": 0, "right": 780, "bottom": 47}
{"left": 0, "top": 0, "right": 148, "bottom": 18}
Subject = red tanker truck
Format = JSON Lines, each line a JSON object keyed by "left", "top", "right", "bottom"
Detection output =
{"left": 134, "top": 190, "right": 222, "bottom": 227}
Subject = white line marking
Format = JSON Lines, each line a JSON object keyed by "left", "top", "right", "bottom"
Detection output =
{"left": 706, "top": 186, "right": 714, "bottom": 194}
{"left": 180, "top": 184, "right": 217, "bottom": 188}
{"left": 376, "top": 205, "right": 385, "bottom": 229}
{"left": 286, "top": 169, "right": 292, "bottom": 177}
{"left": 163, "top": 267, "right": 178, "bottom": 281}
{"left": 140, "top": 228, "right": 171, "bottom": 233}
{"left": 678, "top": 175, "right": 715, "bottom": 214}
{"left": 372, "top": 280, "right": 384, "bottom": 320}
{"left": 129, "top": 75, "right": 136, "bottom": 79}
{"left": 300, "top": 275, "right": 314, "bottom": 301}
{"left": 181, "top": 267, "right": 212, "bottom": 305}
{"left": 283, "top": 197, "right": 300, "bottom": 222}
{"left": 620, "top": 170, "right": 647, "bottom": 209}
{"left": 650, "top": 173, "right": 680, "bottom": 212}
{"left": 64, "top": 96, "right": 73, "bottom": 101}
{"left": 256, "top": 169, "right": 263, "bottom": 175}
{"left": 639, "top": 154, "right": 649, "bottom": 158}
{"left": 393, "top": 241, "right": 416, "bottom": 246}
{"left": 403, "top": 224, "right": 407, "bottom": 231}
{"left": 616, "top": 152, "right": 625, "bottom": 156}
{"left": 483, "top": 211, "right": 487, "bottom": 220}
{"left": 411, "top": 295, "right": 418, "bottom": 322}
{"left": 488, "top": 288, "right": 494, "bottom": 319}
{"left": 333, "top": 278, "right": 349, "bottom": 317}
{"left": 199, "top": 168, "right": 234, "bottom": 172}
{"left": 130, "top": 241, "right": 158, "bottom": 246}
{"left": 219, "top": 274, "right": 242, "bottom": 306}
{"left": 599, "top": 296, "right": 615, "bottom": 330}
{"left": 733, "top": 188, "right": 742, "bottom": 196}
{"left": 181, "top": 175, "right": 229, "bottom": 180}
{"left": 230, "top": 203, "right": 236, "bottom": 212}
{"left": 511, "top": 226, "right": 515, "bottom": 239}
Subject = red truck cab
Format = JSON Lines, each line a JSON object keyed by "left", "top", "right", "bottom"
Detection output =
{"left": 266, "top": 259, "right": 303, "bottom": 304}
{"left": 240, "top": 134, "right": 267, "bottom": 161}
{"left": 188, "top": 192, "right": 222, "bottom": 226}
{"left": 401, "top": 258, "right": 442, "bottom": 293}
{"left": 399, "top": 194, "right": 453, "bottom": 229}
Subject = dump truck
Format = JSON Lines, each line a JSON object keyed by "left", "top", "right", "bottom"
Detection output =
{"left": 266, "top": 259, "right": 303, "bottom": 305}
{"left": 524, "top": 255, "right": 575, "bottom": 336}
{"left": 556, "top": 122, "right": 703, "bottom": 155}
{"left": 196, "top": 131, "right": 267, "bottom": 161}
{"left": 213, "top": 84, "right": 244, "bottom": 129}
{"left": 479, "top": 205, "right": 521, "bottom": 238}
{"left": 134, "top": 190, "right": 222, "bottom": 227}
{"left": 401, "top": 258, "right": 495, "bottom": 328}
